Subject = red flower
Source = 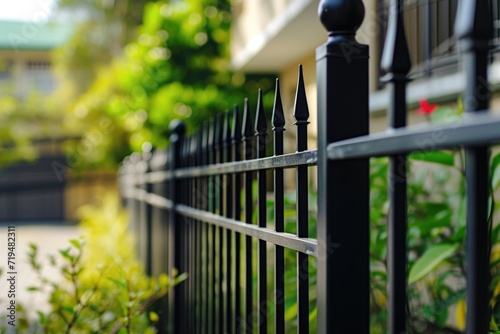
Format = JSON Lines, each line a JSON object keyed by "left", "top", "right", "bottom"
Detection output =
{"left": 417, "top": 99, "right": 438, "bottom": 115}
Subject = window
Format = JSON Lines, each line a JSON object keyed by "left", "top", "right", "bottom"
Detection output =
{"left": 21, "top": 61, "right": 56, "bottom": 97}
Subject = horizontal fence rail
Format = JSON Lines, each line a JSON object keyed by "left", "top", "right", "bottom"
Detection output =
{"left": 328, "top": 112, "right": 500, "bottom": 160}
{"left": 122, "top": 149, "right": 318, "bottom": 184}
{"left": 119, "top": 0, "right": 499, "bottom": 332}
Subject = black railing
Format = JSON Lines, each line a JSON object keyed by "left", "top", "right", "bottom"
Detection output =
{"left": 119, "top": 0, "right": 497, "bottom": 332}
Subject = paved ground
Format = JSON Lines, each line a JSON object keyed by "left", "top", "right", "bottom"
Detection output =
{"left": 0, "top": 224, "right": 80, "bottom": 332}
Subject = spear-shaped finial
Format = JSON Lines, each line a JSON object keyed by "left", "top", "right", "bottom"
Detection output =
{"left": 272, "top": 79, "right": 285, "bottom": 132}
{"left": 254, "top": 89, "right": 267, "bottom": 137}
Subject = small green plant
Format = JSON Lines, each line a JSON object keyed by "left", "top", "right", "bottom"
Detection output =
{"left": 0, "top": 195, "right": 185, "bottom": 333}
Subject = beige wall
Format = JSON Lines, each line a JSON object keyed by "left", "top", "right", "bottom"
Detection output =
{"left": 231, "top": 0, "right": 381, "bottom": 90}
{"left": 231, "top": 0, "right": 296, "bottom": 58}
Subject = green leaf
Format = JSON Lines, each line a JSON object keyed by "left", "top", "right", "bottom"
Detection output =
{"left": 410, "top": 151, "right": 455, "bottom": 166}
{"left": 491, "top": 153, "right": 500, "bottom": 189}
{"left": 69, "top": 239, "right": 81, "bottom": 250}
{"left": 59, "top": 247, "right": 72, "bottom": 260}
{"left": 26, "top": 286, "right": 40, "bottom": 291}
{"left": 409, "top": 243, "right": 459, "bottom": 284}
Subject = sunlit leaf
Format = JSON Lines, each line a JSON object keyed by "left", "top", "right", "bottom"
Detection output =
{"left": 409, "top": 243, "right": 458, "bottom": 284}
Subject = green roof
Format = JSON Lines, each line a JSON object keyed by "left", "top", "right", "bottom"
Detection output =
{"left": 0, "top": 21, "right": 75, "bottom": 51}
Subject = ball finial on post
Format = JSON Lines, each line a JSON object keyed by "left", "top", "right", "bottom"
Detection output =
{"left": 318, "top": 0, "right": 365, "bottom": 43}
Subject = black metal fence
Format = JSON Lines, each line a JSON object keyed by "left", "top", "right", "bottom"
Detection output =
{"left": 119, "top": 0, "right": 498, "bottom": 332}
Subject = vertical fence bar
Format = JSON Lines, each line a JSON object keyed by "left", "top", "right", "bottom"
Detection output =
{"left": 294, "top": 65, "right": 310, "bottom": 333}
{"left": 232, "top": 104, "right": 243, "bottom": 334}
{"left": 143, "top": 148, "right": 153, "bottom": 276}
{"left": 182, "top": 135, "right": 190, "bottom": 332}
{"left": 208, "top": 118, "right": 217, "bottom": 334}
{"left": 272, "top": 79, "right": 286, "bottom": 334}
{"left": 380, "top": 0, "right": 411, "bottom": 331}
{"left": 151, "top": 150, "right": 169, "bottom": 332}
{"left": 223, "top": 111, "right": 234, "bottom": 333}
{"left": 215, "top": 114, "right": 225, "bottom": 334}
{"left": 242, "top": 98, "right": 254, "bottom": 333}
{"left": 196, "top": 129, "right": 204, "bottom": 333}
{"left": 165, "top": 145, "right": 173, "bottom": 333}
{"left": 202, "top": 121, "right": 210, "bottom": 334}
{"left": 190, "top": 134, "right": 198, "bottom": 333}
{"left": 456, "top": 0, "right": 493, "bottom": 331}
{"left": 422, "top": 0, "right": 433, "bottom": 76}
{"left": 183, "top": 136, "right": 191, "bottom": 334}
{"left": 316, "top": 0, "right": 370, "bottom": 332}
{"left": 137, "top": 153, "right": 149, "bottom": 273}
{"left": 169, "top": 120, "right": 186, "bottom": 334}
{"left": 255, "top": 89, "right": 268, "bottom": 334}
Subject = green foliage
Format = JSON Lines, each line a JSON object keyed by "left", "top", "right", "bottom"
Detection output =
{"left": 0, "top": 195, "right": 185, "bottom": 333}
{"left": 59, "top": 0, "right": 275, "bottom": 170}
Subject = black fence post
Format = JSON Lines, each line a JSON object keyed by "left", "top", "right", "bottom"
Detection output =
{"left": 316, "top": 0, "right": 370, "bottom": 332}
{"left": 169, "top": 119, "right": 186, "bottom": 334}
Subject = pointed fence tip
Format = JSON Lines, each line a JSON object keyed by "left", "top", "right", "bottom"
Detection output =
{"left": 293, "top": 65, "right": 310, "bottom": 122}
{"left": 223, "top": 110, "right": 231, "bottom": 143}
{"left": 272, "top": 78, "right": 285, "bottom": 130}
{"left": 215, "top": 113, "right": 224, "bottom": 146}
{"left": 380, "top": 0, "right": 411, "bottom": 80}
{"left": 242, "top": 98, "right": 253, "bottom": 138}
{"left": 232, "top": 104, "right": 242, "bottom": 140}
{"left": 255, "top": 89, "right": 267, "bottom": 135}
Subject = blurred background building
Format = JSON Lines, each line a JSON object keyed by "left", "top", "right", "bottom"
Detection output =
{"left": 230, "top": 0, "right": 500, "bottom": 142}
{"left": 0, "top": 20, "right": 115, "bottom": 223}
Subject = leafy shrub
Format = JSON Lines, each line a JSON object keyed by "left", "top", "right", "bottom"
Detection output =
{"left": 0, "top": 195, "right": 185, "bottom": 333}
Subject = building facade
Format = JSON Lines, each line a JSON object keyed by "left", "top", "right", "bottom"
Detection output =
{"left": 230, "top": 0, "right": 500, "bottom": 137}
{"left": 0, "top": 20, "right": 115, "bottom": 223}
